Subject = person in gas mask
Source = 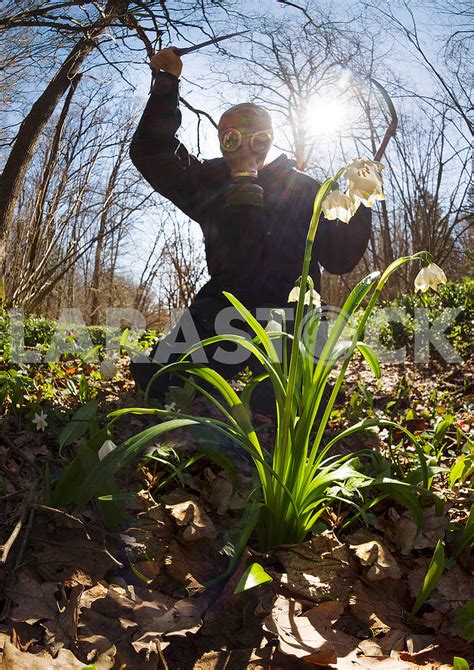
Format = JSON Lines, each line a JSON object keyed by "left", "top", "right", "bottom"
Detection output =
{"left": 129, "top": 47, "right": 372, "bottom": 412}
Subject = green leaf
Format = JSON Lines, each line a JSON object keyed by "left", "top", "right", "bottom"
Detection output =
{"left": 411, "top": 540, "right": 445, "bottom": 617}
{"left": 374, "top": 478, "right": 424, "bottom": 531}
{"left": 356, "top": 341, "right": 381, "bottom": 379}
{"left": 50, "top": 429, "right": 106, "bottom": 507}
{"left": 452, "top": 505, "right": 474, "bottom": 559}
{"left": 76, "top": 419, "right": 200, "bottom": 509}
{"left": 120, "top": 327, "right": 130, "bottom": 348}
{"left": 449, "top": 454, "right": 474, "bottom": 488}
{"left": 223, "top": 292, "right": 281, "bottom": 366}
{"left": 454, "top": 601, "right": 474, "bottom": 643}
{"left": 453, "top": 658, "right": 470, "bottom": 670}
{"left": 51, "top": 427, "right": 126, "bottom": 531}
{"left": 233, "top": 562, "right": 272, "bottom": 594}
{"left": 98, "top": 491, "right": 140, "bottom": 502}
{"left": 58, "top": 400, "right": 98, "bottom": 455}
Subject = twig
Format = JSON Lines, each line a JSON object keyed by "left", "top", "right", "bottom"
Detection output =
{"left": 33, "top": 503, "right": 92, "bottom": 540}
{"left": 0, "top": 485, "right": 37, "bottom": 564}
{"left": 13, "top": 508, "right": 36, "bottom": 573}
{"left": 179, "top": 96, "right": 218, "bottom": 129}
{"left": 156, "top": 640, "right": 170, "bottom": 670}
{"left": 0, "top": 513, "right": 28, "bottom": 564}
{"left": 0, "top": 507, "right": 36, "bottom": 621}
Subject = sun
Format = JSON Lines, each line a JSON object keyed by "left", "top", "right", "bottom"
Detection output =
{"left": 304, "top": 96, "right": 348, "bottom": 136}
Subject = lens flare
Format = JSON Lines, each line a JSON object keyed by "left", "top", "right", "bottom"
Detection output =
{"left": 304, "top": 97, "right": 348, "bottom": 136}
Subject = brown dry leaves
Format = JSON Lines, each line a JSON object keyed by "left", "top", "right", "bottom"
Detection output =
{"left": 0, "top": 493, "right": 224, "bottom": 668}
{"left": 263, "top": 593, "right": 455, "bottom": 669}
{"left": 258, "top": 530, "right": 468, "bottom": 669}
{"left": 166, "top": 497, "right": 217, "bottom": 541}
{"left": 272, "top": 532, "right": 355, "bottom": 602}
{"left": 1, "top": 467, "right": 470, "bottom": 670}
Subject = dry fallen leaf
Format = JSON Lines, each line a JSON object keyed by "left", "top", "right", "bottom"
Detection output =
{"left": 349, "top": 580, "right": 408, "bottom": 635}
{"left": 389, "top": 507, "right": 449, "bottom": 555}
{"left": 134, "top": 591, "right": 210, "bottom": 638}
{"left": 263, "top": 595, "right": 356, "bottom": 665}
{"left": 349, "top": 532, "right": 401, "bottom": 581}
{"left": 164, "top": 537, "right": 225, "bottom": 590}
{"left": 166, "top": 498, "right": 217, "bottom": 541}
{"left": 1, "top": 640, "right": 86, "bottom": 669}
{"left": 206, "top": 470, "right": 246, "bottom": 515}
{"left": 74, "top": 634, "right": 117, "bottom": 669}
{"left": 33, "top": 524, "right": 119, "bottom": 587}
{"left": 6, "top": 572, "right": 62, "bottom": 627}
{"left": 5, "top": 571, "right": 83, "bottom": 655}
{"left": 273, "top": 532, "right": 355, "bottom": 603}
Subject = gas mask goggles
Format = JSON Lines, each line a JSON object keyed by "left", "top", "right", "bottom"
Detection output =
{"left": 218, "top": 104, "right": 273, "bottom": 208}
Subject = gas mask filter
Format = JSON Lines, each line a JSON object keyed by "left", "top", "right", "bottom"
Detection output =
{"left": 218, "top": 104, "right": 273, "bottom": 208}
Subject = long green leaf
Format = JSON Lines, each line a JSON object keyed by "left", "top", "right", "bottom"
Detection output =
{"left": 181, "top": 333, "right": 286, "bottom": 407}
{"left": 316, "top": 418, "right": 429, "bottom": 488}
{"left": 58, "top": 399, "right": 98, "bottom": 455}
{"left": 451, "top": 505, "right": 474, "bottom": 559}
{"left": 411, "top": 540, "right": 445, "bottom": 617}
{"left": 223, "top": 291, "right": 282, "bottom": 367}
{"left": 51, "top": 427, "right": 108, "bottom": 506}
{"left": 76, "top": 419, "right": 199, "bottom": 509}
{"left": 454, "top": 601, "right": 474, "bottom": 643}
{"left": 356, "top": 341, "right": 381, "bottom": 378}
{"left": 375, "top": 478, "right": 424, "bottom": 531}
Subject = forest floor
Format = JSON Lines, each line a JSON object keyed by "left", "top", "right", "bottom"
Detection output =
{"left": 0, "top": 353, "right": 472, "bottom": 669}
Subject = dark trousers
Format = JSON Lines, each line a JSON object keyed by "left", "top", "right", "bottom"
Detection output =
{"left": 130, "top": 292, "right": 280, "bottom": 413}
{"left": 130, "top": 290, "right": 329, "bottom": 417}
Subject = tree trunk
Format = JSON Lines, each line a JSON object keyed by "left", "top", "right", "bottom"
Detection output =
{"left": 27, "top": 74, "right": 82, "bottom": 273}
{"left": 0, "top": 0, "right": 129, "bottom": 301}
{"left": 90, "top": 143, "right": 125, "bottom": 325}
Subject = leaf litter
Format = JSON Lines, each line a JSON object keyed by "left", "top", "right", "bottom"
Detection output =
{"left": 0, "top": 356, "right": 472, "bottom": 668}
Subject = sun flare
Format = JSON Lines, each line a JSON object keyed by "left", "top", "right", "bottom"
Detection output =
{"left": 304, "top": 96, "right": 348, "bottom": 136}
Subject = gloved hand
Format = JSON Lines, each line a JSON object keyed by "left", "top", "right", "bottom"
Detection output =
{"left": 150, "top": 47, "right": 183, "bottom": 78}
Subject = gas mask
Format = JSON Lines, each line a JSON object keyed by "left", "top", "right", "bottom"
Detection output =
{"left": 218, "top": 103, "right": 273, "bottom": 208}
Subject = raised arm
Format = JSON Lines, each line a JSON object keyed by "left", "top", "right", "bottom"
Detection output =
{"left": 129, "top": 48, "right": 203, "bottom": 219}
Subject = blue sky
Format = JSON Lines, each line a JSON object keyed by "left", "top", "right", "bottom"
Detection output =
{"left": 123, "top": 0, "right": 470, "bottom": 293}
{"left": 2, "top": 1, "right": 468, "bottom": 296}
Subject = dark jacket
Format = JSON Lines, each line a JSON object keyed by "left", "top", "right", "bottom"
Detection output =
{"left": 130, "top": 72, "right": 372, "bottom": 308}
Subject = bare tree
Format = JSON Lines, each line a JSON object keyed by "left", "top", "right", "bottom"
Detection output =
{"left": 0, "top": 0, "right": 132, "bottom": 297}
{"left": 159, "top": 216, "right": 207, "bottom": 312}
{"left": 212, "top": 7, "right": 364, "bottom": 172}
{"left": 0, "top": 0, "right": 232, "bottom": 299}
{"left": 363, "top": 0, "right": 473, "bottom": 136}
{"left": 6, "top": 86, "right": 151, "bottom": 313}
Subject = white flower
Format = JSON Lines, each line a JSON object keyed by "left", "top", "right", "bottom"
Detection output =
{"left": 100, "top": 359, "right": 117, "bottom": 380}
{"left": 32, "top": 411, "right": 48, "bottom": 432}
{"left": 163, "top": 402, "right": 177, "bottom": 412}
{"left": 305, "top": 289, "right": 321, "bottom": 307}
{"left": 322, "top": 189, "right": 360, "bottom": 223}
{"left": 343, "top": 158, "right": 385, "bottom": 207}
{"left": 265, "top": 319, "right": 282, "bottom": 333}
{"left": 98, "top": 439, "right": 117, "bottom": 461}
{"left": 414, "top": 263, "right": 447, "bottom": 293}
{"left": 288, "top": 286, "right": 300, "bottom": 303}
{"left": 287, "top": 285, "right": 321, "bottom": 307}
